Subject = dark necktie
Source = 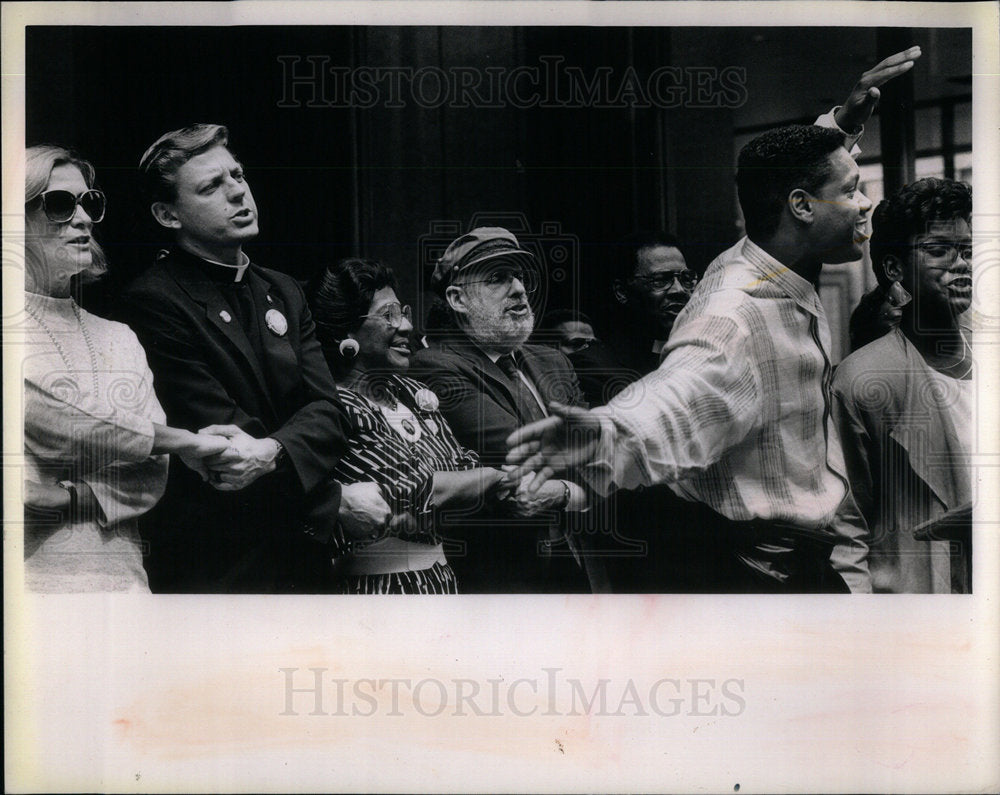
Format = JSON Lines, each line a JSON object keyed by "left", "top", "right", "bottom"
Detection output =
{"left": 496, "top": 353, "right": 546, "bottom": 423}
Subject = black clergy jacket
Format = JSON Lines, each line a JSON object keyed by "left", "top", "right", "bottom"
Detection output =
{"left": 120, "top": 247, "right": 349, "bottom": 593}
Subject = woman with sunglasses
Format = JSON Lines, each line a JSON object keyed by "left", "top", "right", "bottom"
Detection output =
{"left": 23, "top": 145, "right": 230, "bottom": 591}
{"left": 311, "top": 258, "right": 511, "bottom": 593}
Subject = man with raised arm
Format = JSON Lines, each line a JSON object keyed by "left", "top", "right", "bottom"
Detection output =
{"left": 506, "top": 48, "right": 922, "bottom": 593}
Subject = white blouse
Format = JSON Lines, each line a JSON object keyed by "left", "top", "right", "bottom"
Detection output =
{"left": 23, "top": 292, "right": 168, "bottom": 592}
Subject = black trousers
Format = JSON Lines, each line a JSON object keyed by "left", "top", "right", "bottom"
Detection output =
{"left": 602, "top": 490, "right": 849, "bottom": 594}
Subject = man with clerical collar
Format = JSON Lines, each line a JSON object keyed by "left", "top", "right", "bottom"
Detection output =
{"left": 409, "top": 227, "right": 607, "bottom": 593}
{"left": 121, "top": 123, "right": 389, "bottom": 592}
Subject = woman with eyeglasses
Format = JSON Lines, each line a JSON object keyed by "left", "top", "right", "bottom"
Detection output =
{"left": 311, "top": 258, "right": 511, "bottom": 593}
{"left": 23, "top": 145, "right": 230, "bottom": 591}
{"left": 832, "top": 177, "right": 973, "bottom": 593}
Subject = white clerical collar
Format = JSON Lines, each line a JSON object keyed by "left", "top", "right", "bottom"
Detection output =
{"left": 651, "top": 339, "right": 668, "bottom": 355}
{"left": 201, "top": 251, "right": 251, "bottom": 282}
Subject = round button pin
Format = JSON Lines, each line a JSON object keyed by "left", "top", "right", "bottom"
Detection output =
{"left": 265, "top": 309, "right": 288, "bottom": 336}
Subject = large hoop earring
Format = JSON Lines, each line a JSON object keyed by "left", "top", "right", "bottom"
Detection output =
{"left": 339, "top": 338, "right": 359, "bottom": 358}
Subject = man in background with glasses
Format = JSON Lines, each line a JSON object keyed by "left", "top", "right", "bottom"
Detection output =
{"left": 611, "top": 232, "right": 698, "bottom": 368}
{"left": 410, "top": 227, "right": 606, "bottom": 593}
{"left": 569, "top": 232, "right": 699, "bottom": 408}
{"left": 564, "top": 232, "right": 710, "bottom": 592}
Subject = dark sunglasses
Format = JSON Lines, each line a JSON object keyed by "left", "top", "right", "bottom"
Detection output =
{"left": 32, "top": 189, "right": 106, "bottom": 224}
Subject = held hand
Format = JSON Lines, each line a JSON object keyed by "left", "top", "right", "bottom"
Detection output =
{"left": 500, "top": 476, "right": 568, "bottom": 518}
{"left": 173, "top": 431, "right": 231, "bottom": 481}
{"left": 835, "top": 46, "right": 921, "bottom": 133}
{"left": 488, "top": 466, "right": 519, "bottom": 500}
{"left": 338, "top": 481, "right": 392, "bottom": 541}
{"left": 198, "top": 425, "right": 280, "bottom": 490}
{"left": 505, "top": 402, "right": 602, "bottom": 494}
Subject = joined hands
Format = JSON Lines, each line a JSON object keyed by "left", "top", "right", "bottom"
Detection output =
{"left": 195, "top": 424, "right": 281, "bottom": 490}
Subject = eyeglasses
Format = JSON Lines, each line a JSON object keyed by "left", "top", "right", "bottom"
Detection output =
{"left": 562, "top": 336, "right": 597, "bottom": 353}
{"left": 455, "top": 267, "right": 538, "bottom": 294}
{"left": 916, "top": 242, "right": 973, "bottom": 266}
{"left": 361, "top": 302, "right": 412, "bottom": 328}
{"left": 32, "top": 189, "right": 107, "bottom": 224}
{"left": 631, "top": 270, "right": 699, "bottom": 291}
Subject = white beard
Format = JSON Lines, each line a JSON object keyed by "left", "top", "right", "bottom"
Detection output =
{"left": 463, "top": 298, "right": 534, "bottom": 353}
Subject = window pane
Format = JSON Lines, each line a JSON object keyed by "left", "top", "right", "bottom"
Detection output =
{"left": 955, "top": 102, "right": 972, "bottom": 147}
{"left": 915, "top": 106, "right": 941, "bottom": 151}
{"left": 954, "top": 150, "right": 972, "bottom": 183}
{"left": 858, "top": 162, "right": 884, "bottom": 207}
{"left": 916, "top": 155, "right": 945, "bottom": 179}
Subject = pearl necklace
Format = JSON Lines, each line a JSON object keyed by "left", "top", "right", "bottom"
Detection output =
{"left": 25, "top": 297, "right": 100, "bottom": 396}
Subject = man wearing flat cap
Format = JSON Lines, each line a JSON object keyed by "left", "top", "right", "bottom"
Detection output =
{"left": 410, "top": 227, "right": 606, "bottom": 593}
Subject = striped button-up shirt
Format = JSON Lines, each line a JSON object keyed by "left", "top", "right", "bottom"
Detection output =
{"left": 587, "top": 237, "right": 869, "bottom": 588}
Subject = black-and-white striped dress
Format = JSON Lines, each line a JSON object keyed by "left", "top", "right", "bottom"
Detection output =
{"left": 329, "top": 374, "right": 480, "bottom": 594}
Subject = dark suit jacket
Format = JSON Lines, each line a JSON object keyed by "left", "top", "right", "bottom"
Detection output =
{"left": 410, "top": 335, "right": 585, "bottom": 466}
{"left": 410, "top": 334, "right": 605, "bottom": 592}
{"left": 120, "top": 248, "right": 349, "bottom": 593}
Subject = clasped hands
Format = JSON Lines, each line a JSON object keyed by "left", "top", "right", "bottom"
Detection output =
{"left": 181, "top": 423, "right": 280, "bottom": 491}
{"left": 491, "top": 462, "right": 586, "bottom": 517}
{"left": 185, "top": 426, "right": 395, "bottom": 537}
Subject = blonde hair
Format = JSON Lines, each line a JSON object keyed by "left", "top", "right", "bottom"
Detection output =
{"left": 25, "top": 145, "right": 108, "bottom": 282}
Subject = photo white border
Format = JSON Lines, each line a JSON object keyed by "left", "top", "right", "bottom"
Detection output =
{"left": 4, "top": 2, "right": 999, "bottom": 792}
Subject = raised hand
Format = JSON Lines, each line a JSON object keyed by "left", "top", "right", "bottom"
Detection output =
{"left": 835, "top": 46, "right": 922, "bottom": 133}
{"left": 504, "top": 401, "right": 603, "bottom": 494}
{"left": 198, "top": 424, "right": 281, "bottom": 490}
